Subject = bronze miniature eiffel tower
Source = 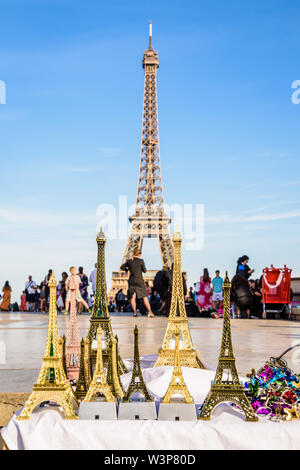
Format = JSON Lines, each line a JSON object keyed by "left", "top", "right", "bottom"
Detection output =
{"left": 87, "top": 228, "right": 127, "bottom": 374}
{"left": 74, "top": 339, "right": 88, "bottom": 400}
{"left": 108, "top": 23, "right": 173, "bottom": 302}
{"left": 18, "top": 273, "right": 78, "bottom": 420}
{"left": 84, "top": 327, "right": 115, "bottom": 402}
{"left": 199, "top": 272, "right": 258, "bottom": 421}
{"left": 155, "top": 230, "right": 205, "bottom": 369}
{"left": 162, "top": 330, "right": 194, "bottom": 404}
{"left": 123, "top": 326, "right": 153, "bottom": 402}
{"left": 106, "top": 336, "right": 125, "bottom": 401}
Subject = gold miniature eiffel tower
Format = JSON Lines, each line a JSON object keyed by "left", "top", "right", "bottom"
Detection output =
{"left": 84, "top": 327, "right": 115, "bottom": 402}
{"left": 88, "top": 228, "right": 127, "bottom": 374}
{"left": 58, "top": 334, "right": 67, "bottom": 377}
{"left": 154, "top": 230, "right": 205, "bottom": 369}
{"left": 123, "top": 326, "right": 153, "bottom": 402}
{"left": 75, "top": 339, "right": 88, "bottom": 400}
{"left": 199, "top": 272, "right": 258, "bottom": 421}
{"left": 106, "top": 336, "right": 125, "bottom": 401}
{"left": 162, "top": 330, "right": 194, "bottom": 404}
{"left": 84, "top": 337, "right": 92, "bottom": 388}
{"left": 18, "top": 273, "right": 78, "bottom": 420}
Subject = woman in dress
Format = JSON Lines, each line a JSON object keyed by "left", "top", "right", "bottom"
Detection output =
{"left": 196, "top": 268, "right": 212, "bottom": 311}
{"left": 20, "top": 291, "right": 27, "bottom": 311}
{"left": 121, "top": 249, "right": 154, "bottom": 318}
{"left": 0, "top": 281, "right": 12, "bottom": 311}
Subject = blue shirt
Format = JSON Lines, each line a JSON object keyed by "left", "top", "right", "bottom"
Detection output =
{"left": 212, "top": 276, "right": 223, "bottom": 293}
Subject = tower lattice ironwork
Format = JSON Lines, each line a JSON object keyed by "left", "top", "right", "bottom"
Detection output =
{"left": 88, "top": 229, "right": 127, "bottom": 374}
{"left": 109, "top": 23, "right": 173, "bottom": 301}
{"left": 123, "top": 325, "right": 153, "bottom": 402}
{"left": 154, "top": 230, "right": 205, "bottom": 369}
{"left": 18, "top": 273, "right": 78, "bottom": 420}
{"left": 199, "top": 272, "right": 258, "bottom": 421}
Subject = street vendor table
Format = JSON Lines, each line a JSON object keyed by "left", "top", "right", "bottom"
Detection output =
{"left": 2, "top": 357, "right": 300, "bottom": 450}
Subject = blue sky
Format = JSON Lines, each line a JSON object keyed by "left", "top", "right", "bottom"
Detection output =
{"left": 0, "top": 0, "right": 300, "bottom": 301}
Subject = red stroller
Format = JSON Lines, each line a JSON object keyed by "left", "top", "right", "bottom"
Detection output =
{"left": 262, "top": 265, "right": 292, "bottom": 319}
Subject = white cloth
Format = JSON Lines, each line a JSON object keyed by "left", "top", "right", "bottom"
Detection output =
{"left": 89, "top": 269, "right": 97, "bottom": 292}
{"left": 2, "top": 357, "right": 300, "bottom": 450}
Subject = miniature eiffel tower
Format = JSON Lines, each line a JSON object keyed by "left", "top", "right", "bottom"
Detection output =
{"left": 58, "top": 334, "right": 67, "bottom": 377}
{"left": 66, "top": 278, "right": 80, "bottom": 380}
{"left": 106, "top": 336, "right": 125, "bottom": 401}
{"left": 123, "top": 326, "right": 153, "bottom": 402}
{"left": 154, "top": 230, "right": 205, "bottom": 369}
{"left": 88, "top": 228, "right": 127, "bottom": 374}
{"left": 84, "top": 327, "right": 115, "bottom": 402}
{"left": 162, "top": 330, "right": 194, "bottom": 404}
{"left": 74, "top": 339, "right": 88, "bottom": 400}
{"left": 84, "top": 337, "right": 92, "bottom": 388}
{"left": 18, "top": 273, "right": 78, "bottom": 420}
{"left": 199, "top": 272, "right": 258, "bottom": 421}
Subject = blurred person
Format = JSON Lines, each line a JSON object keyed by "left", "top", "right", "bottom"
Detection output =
{"left": 231, "top": 274, "right": 253, "bottom": 319}
{"left": 196, "top": 268, "right": 212, "bottom": 311}
{"left": 211, "top": 270, "right": 223, "bottom": 311}
{"left": 0, "top": 281, "right": 12, "bottom": 311}
{"left": 63, "top": 266, "right": 90, "bottom": 315}
{"left": 20, "top": 290, "right": 27, "bottom": 312}
{"left": 89, "top": 264, "right": 97, "bottom": 294}
{"left": 78, "top": 266, "right": 89, "bottom": 313}
{"left": 115, "top": 289, "right": 126, "bottom": 312}
{"left": 39, "top": 281, "right": 46, "bottom": 312}
{"left": 25, "top": 275, "right": 37, "bottom": 311}
{"left": 121, "top": 249, "right": 154, "bottom": 318}
{"left": 44, "top": 269, "right": 53, "bottom": 310}
{"left": 236, "top": 255, "right": 254, "bottom": 280}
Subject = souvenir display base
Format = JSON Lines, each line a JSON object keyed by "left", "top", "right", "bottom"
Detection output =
{"left": 2, "top": 357, "right": 300, "bottom": 450}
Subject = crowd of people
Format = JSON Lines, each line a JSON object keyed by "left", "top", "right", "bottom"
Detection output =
{"left": 0, "top": 254, "right": 287, "bottom": 319}
{"left": 0, "top": 266, "right": 95, "bottom": 314}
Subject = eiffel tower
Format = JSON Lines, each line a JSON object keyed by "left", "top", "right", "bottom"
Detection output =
{"left": 88, "top": 228, "right": 127, "bottom": 374}
{"left": 123, "top": 325, "right": 153, "bottom": 402}
{"left": 66, "top": 278, "right": 80, "bottom": 380}
{"left": 84, "top": 327, "right": 115, "bottom": 402}
{"left": 106, "top": 336, "right": 125, "bottom": 401}
{"left": 154, "top": 230, "right": 205, "bottom": 369}
{"left": 109, "top": 23, "right": 173, "bottom": 301}
{"left": 74, "top": 339, "right": 88, "bottom": 400}
{"left": 162, "top": 331, "right": 194, "bottom": 404}
{"left": 199, "top": 272, "right": 258, "bottom": 421}
{"left": 18, "top": 273, "right": 78, "bottom": 420}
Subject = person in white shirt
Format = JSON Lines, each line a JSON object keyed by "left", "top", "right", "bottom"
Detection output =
{"left": 89, "top": 263, "right": 97, "bottom": 294}
{"left": 25, "top": 275, "right": 37, "bottom": 312}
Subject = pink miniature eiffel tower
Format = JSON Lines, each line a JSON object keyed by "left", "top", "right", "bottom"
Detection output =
{"left": 66, "top": 276, "right": 80, "bottom": 380}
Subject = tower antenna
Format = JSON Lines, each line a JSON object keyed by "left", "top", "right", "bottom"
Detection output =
{"left": 149, "top": 21, "right": 152, "bottom": 49}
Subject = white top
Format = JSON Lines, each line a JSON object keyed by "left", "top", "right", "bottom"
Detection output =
{"left": 25, "top": 281, "right": 37, "bottom": 295}
{"left": 89, "top": 268, "right": 97, "bottom": 292}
